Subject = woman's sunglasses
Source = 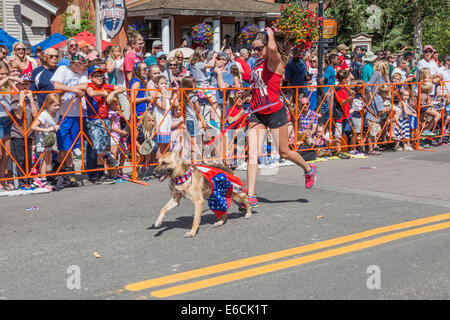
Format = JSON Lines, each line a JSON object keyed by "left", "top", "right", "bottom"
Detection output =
{"left": 169, "top": 64, "right": 177, "bottom": 67}
{"left": 15, "top": 48, "right": 26, "bottom": 52}
{"left": 252, "top": 46, "right": 265, "bottom": 52}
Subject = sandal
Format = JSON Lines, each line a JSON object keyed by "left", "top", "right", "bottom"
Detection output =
{"left": 368, "top": 150, "right": 382, "bottom": 155}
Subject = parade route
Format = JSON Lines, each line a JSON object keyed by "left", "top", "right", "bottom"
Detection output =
{"left": 1, "top": 147, "right": 450, "bottom": 300}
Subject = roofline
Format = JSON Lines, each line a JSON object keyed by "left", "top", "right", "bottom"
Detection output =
{"left": 128, "top": 8, "right": 280, "bottom": 18}
{"left": 30, "top": 0, "right": 59, "bottom": 15}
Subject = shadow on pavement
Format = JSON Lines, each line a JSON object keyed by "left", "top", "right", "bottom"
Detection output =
{"left": 147, "top": 209, "right": 253, "bottom": 237}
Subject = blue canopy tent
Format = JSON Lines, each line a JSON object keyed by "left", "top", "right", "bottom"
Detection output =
{"left": 32, "top": 33, "right": 67, "bottom": 53}
{"left": 0, "top": 28, "right": 20, "bottom": 53}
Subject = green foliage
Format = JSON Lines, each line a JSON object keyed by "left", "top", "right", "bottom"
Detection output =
{"left": 422, "top": 10, "right": 450, "bottom": 56}
{"left": 273, "top": 0, "right": 448, "bottom": 55}
{"left": 62, "top": 7, "right": 94, "bottom": 38}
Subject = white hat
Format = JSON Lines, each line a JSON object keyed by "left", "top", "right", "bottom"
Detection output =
{"left": 362, "top": 51, "right": 377, "bottom": 62}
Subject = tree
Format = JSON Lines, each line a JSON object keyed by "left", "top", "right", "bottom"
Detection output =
{"left": 273, "top": 0, "right": 448, "bottom": 58}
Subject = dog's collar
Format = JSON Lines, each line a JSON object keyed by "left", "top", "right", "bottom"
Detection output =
{"left": 173, "top": 167, "right": 194, "bottom": 185}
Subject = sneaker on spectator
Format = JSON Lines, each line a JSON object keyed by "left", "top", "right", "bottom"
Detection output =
{"left": 118, "top": 173, "right": 129, "bottom": 179}
{"left": 100, "top": 176, "right": 116, "bottom": 185}
{"left": 105, "top": 154, "right": 119, "bottom": 168}
{"left": 421, "top": 130, "right": 435, "bottom": 137}
{"left": 19, "top": 184, "right": 36, "bottom": 191}
{"left": 336, "top": 152, "right": 351, "bottom": 159}
{"left": 305, "top": 164, "right": 317, "bottom": 189}
{"left": 33, "top": 178, "right": 48, "bottom": 188}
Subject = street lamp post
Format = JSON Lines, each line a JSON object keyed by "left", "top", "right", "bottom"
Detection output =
{"left": 95, "top": 0, "right": 102, "bottom": 53}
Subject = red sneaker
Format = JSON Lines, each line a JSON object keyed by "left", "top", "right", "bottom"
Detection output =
{"left": 305, "top": 164, "right": 317, "bottom": 189}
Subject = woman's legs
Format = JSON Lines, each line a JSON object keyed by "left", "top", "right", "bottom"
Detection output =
{"left": 247, "top": 122, "right": 266, "bottom": 197}
{"left": 270, "top": 123, "right": 311, "bottom": 172}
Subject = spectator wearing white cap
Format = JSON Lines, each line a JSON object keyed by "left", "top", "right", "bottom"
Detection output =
{"left": 417, "top": 45, "right": 443, "bottom": 96}
{"left": 144, "top": 40, "right": 163, "bottom": 67}
{"left": 361, "top": 51, "right": 377, "bottom": 83}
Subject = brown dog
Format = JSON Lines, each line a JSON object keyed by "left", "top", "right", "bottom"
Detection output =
{"left": 154, "top": 152, "right": 252, "bottom": 238}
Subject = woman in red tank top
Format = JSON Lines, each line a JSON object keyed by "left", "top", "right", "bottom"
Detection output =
{"left": 245, "top": 28, "right": 317, "bottom": 208}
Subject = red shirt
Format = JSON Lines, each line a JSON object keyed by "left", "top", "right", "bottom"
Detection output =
{"left": 236, "top": 57, "right": 251, "bottom": 82}
{"left": 86, "top": 82, "right": 115, "bottom": 119}
{"left": 250, "top": 59, "right": 283, "bottom": 115}
{"left": 123, "top": 51, "right": 143, "bottom": 88}
{"left": 338, "top": 55, "right": 349, "bottom": 70}
{"left": 334, "top": 86, "right": 350, "bottom": 122}
{"left": 227, "top": 106, "right": 248, "bottom": 129}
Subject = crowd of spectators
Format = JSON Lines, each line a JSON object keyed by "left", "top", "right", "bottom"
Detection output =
{"left": 0, "top": 33, "right": 448, "bottom": 192}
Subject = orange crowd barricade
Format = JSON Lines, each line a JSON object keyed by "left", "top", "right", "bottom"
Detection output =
{"left": 0, "top": 81, "right": 448, "bottom": 187}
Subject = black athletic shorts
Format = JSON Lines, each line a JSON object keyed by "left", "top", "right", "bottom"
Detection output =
{"left": 249, "top": 106, "right": 288, "bottom": 129}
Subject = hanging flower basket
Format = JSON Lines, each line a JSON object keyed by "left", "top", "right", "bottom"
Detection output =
{"left": 272, "top": 3, "right": 322, "bottom": 51}
{"left": 191, "top": 22, "right": 213, "bottom": 45}
{"left": 238, "top": 24, "right": 260, "bottom": 45}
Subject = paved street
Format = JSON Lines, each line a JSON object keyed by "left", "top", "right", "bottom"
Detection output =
{"left": 1, "top": 147, "right": 449, "bottom": 300}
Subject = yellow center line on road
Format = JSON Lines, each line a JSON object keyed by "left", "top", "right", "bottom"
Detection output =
{"left": 124, "top": 213, "right": 450, "bottom": 293}
{"left": 151, "top": 221, "right": 450, "bottom": 298}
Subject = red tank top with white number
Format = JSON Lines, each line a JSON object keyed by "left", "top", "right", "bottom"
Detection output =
{"left": 250, "top": 59, "right": 283, "bottom": 115}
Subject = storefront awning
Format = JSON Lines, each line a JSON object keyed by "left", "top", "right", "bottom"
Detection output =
{"left": 128, "top": 0, "right": 280, "bottom": 18}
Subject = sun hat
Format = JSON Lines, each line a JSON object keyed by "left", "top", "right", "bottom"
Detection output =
{"left": 43, "top": 132, "right": 56, "bottom": 148}
{"left": 70, "top": 53, "right": 87, "bottom": 64}
{"left": 362, "top": 51, "right": 377, "bottom": 62}
{"left": 337, "top": 44, "right": 350, "bottom": 51}
{"left": 139, "top": 138, "right": 156, "bottom": 155}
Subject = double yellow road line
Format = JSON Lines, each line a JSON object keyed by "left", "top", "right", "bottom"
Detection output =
{"left": 124, "top": 213, "right": 450, "bottom": 298}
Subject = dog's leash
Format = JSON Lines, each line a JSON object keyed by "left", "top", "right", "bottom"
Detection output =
{"left": 205, "top": 101, "right": 280, "bottom": 147}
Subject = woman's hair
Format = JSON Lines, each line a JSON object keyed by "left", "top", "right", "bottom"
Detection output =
{"left": 180, "top": 76, "right": 197, "bottom": 89}
{"left": 132, "top": 62, "right": 147, "bottom": 85}
{"left": 174, "top": 50, "right": 183, "bottom": 59}
{"left": 252, "top": 31, "right": 291, "bottom": 66}
{"left": 0, "top": 61, "right": 11, "bottom": 92}
{"left": 10, "top": 42, "right": 27, "bottom": 62}
{"left": 43, "top": 93, "right": 61, "bottom": 110}
{"left": 374, "top": 60, "right": 389, "bottom": 79}
{"left": 189, "top": 50, "right": 204, "bottom": 66}
{"left": 230, "top": 65, "right": 240, "bottom": 78}
{"left": 418, "top": 68, "right": 432, "bottom": 82}
{"left": 167, "top": 57, "right": 177, "bottom": 66}
{"left": 108, "top": 45, "right": 122, "bottom": 61}
{"left": 141, "top": 111, "right": 156, "bottom": 140}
